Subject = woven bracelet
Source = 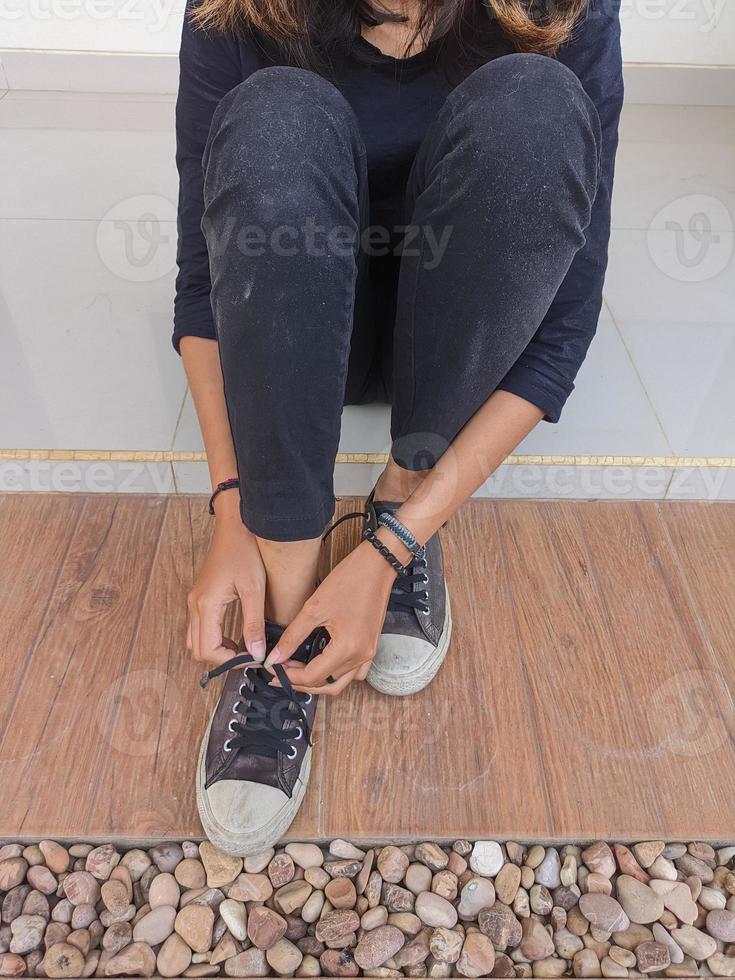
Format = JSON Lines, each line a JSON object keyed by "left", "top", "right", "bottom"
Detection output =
{"left": 363, "top": 528, "right": 410, "bottom": 576}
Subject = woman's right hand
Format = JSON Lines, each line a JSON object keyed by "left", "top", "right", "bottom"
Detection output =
{"left": 187, "top": 496, "right": 267, "bottom": 667}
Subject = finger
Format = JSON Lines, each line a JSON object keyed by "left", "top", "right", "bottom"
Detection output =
{"left": 357, "top": 662, "right": 370, "bottom": 680}
{"left": 186, "top": 617, "right": 193, "bottom": 651}
{"left": 290, "top": 668, "right": 360, "bottom": 697}
{"left": 265, "top": 604, "right": 321, "bottom": 668}
{"left": 198, "top": 600, "right": 235, "bottom": 668}
{"left": 189, "top": 608, "right": 200, "bottom": 660}
{"left": 239, "top": 587, "right": 266, "bottom": 662}
{"left": 281, "top": 647, "right": 356, "bottom": 689}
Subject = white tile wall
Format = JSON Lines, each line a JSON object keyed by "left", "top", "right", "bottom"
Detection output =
{"left": 1, "top": 94, "right": 733, "bottom": 498}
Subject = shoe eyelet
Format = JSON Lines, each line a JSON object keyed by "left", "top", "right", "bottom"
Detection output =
{"left": 419, "top": 606, "right": 430, "bottom": 615}
{"left": 238, "top": 684, "right": 246, "bottom": 697}
{"left": 286, "top": 745, "right": 298, "bottom": 760}
{"left": 223, "top": 738, "right": 233, "bottom": 753}
{"left": 303, "top": 694, "right": 313, "bottom": 705}
{"left": 420, "top": 574, "right": 429, "bottom": 584}
{"left": 228, "top": 718, "right": 237, "bottom": 733}
{"left": 293, "top": 726, "right": 303, "bottom": 742}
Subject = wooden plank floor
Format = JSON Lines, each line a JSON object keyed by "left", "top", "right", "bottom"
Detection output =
{"left": 1, "top": 493, "right": 733, "bottom": 843}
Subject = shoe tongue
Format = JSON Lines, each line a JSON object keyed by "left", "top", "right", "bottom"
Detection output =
{"left": 262, "top": 621, "right": 321, "bottom": 668}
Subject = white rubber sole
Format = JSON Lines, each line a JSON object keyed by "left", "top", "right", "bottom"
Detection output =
{"left": 367, "top": 588, "right": 452, "bottom": 696}
{"left": 196, "top": 714, "right": 312, "bottom": 857}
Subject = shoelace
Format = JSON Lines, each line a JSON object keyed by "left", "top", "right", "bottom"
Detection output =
{"left": 200, "top": 654, "right": 313, "bottom": 760}
{"left": 323, "top": 510, "right": 430, "bottom": 616}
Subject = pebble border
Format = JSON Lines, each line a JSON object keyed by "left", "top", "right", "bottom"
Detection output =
{"left": 1, "top": 840, "right": 734, "bottom": 979}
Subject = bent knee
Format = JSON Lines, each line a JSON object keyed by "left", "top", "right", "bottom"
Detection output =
{"left": 455, "top": 54, "right": 596, "bottom": 133}
{"left": 213, "top": 66, "right": 354, "bottom": 137}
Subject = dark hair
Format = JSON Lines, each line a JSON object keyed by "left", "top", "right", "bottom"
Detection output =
{"left": 191, "top": 0, "right": 590, "bottom": 69}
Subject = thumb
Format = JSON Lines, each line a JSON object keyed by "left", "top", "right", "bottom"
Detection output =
{"left": 238, "top": 584, "right": 266, "bottom": 663}
{"left": 265, "top": 604, "right": 320, "bottom": 668}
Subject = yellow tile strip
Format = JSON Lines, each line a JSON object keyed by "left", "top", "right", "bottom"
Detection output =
{"left": 1, "top": 450, "right": 734, "bottom": 467}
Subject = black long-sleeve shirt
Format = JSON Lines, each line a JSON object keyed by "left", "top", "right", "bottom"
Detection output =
{"left": 174, "top": 1, "right": 623, "bottom": 421}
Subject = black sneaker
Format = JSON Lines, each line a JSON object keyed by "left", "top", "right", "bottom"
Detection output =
{"left": 196, "top": 622, "right": 328, "bottom": 856}
{"left": 365, "top": 493, "right": 452, "bottom": 696}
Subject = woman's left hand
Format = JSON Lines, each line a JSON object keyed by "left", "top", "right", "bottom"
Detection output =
{"left": 264, "top": 539, "right": 398, "bottom": 695}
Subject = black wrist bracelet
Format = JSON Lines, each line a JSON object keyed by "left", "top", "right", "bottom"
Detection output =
{"left": 363, "top": 527, "right": 410, "bottom": 576}
{"left": 208, "top": 478, "right": 240, "bottom": 515}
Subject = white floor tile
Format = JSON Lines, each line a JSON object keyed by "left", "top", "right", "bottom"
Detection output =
{"left": 613, "top": 106, "right": 735, "bottom": 231}
{"left": 517, "top": 306, "right": 672, "bottom": 456}
{"left": 0, "top": 218, "right": 185, "bottom": 449}
{"left": 605, "top": 229, "right": 735, "bottom": 325}
{"left": 173, "top": 461, "right": 211, "bottom": 494}
{"left": 0, "top": 95, "right": 176, "bottom": 220}
{"left": 617, "top": 320, "right": 735, "bottom": 456}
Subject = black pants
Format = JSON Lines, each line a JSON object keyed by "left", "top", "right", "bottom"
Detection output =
{"left": 202, "top": 55, "right": 599, "bottom": 541}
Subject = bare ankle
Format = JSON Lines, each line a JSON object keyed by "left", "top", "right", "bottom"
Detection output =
{"left": 374, "top": 458, "right": 430, "bottom": 504}
{"left": 256, "top": 535, "right": 323, "bottom": 625}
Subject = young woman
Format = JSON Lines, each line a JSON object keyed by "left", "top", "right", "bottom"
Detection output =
{"left": 176, "top": 0, "right": 623, "bottom": 854}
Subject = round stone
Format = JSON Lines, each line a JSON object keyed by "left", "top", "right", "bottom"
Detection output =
{"left": 243, "top": 849, "right": 275, "bottom": 874}
{"left": 218, "top": 899, "right": 248, "bottom": 941}
{"left": 224, "top": 948, "right": 269, "bottom": 977}
{"left": 415, "top": 893, "right": 457, "bottom": 929}
{"left": 535, "top": 849, "right": 562, "bottom": 889}
{"left": 456, "top": 932, "right": 495, "bottom": 978}
{"left": 429, "top": 928, "right": 463, "bottom": 964}
{"left": 354, "top": 925, "right": 406, "bottom": 969}
{"left": 133, "top": 906, "right": 176, "bottom": 946}
{"left": 26, "top": 866, "right": 56, "bottom": 896}
{"left": 43, "top": 942, "right": 86, "bottom": 978}
{"left": 62, "top": 872, "right": 101, "bottom": 907}
{"left": 315, "top": 910, "right": 360, "bottom": 945}
{"left": 478, "top": 902, "right": 522, "bottom": 948}
{"left": 636, "top": 941, "right": 671, "bottom": 974}
{"left": 469, "top": 842, "right": 503, "bottom": 877}
{"left": 0, "top": 954, "right": 26, "bottom": 977}
{"left": 329, "top": 840, "right": 366, "bottom": 861}
{"left": 248, "top": 907, "right": 288, "bottom": 950}
{"left": 268, "top": 853, "right": 295, "bottom": 888}
{"left": 104, "top": 941, "right": 156, "bottom": 977}
{"left": 377, "top": 847, "right": 410, "bottom": 884}
{"left": 228, "top": 872, "right": 273, "bottom": 902}
{"left": 520, "top": 918, "right": 554, "bottom": 961}
{"left": 616, "top": 876, "right": 664, "bottom": 925}
{"left": 101, "top": 879, "right": 132, "bottom": 917}
{"left": 579, "top": 894, "right": 630, "bottom": 933}
{"left": 275, "top": 880, "right": 313, "bottom": 915}
{"left": 150, "top": 843, "right": 184, "bottom": 874}
{"left": 199, "top": 842, "right": 242, "bottom": 888}
{"left": 0, "top": 861, "right": 28, "bottom": 892}
{"left": 325, "top": 878, "right": 356, "bottom": 910}
{"left": 174, "top": 905, "right": 214, "bottom": 954}
{"left": 670, "top": 925, "right": 717, "bottom": 961}
{"left": 581, "top": 843, "right": 616, "bottom": 879}
{"left": 175, "top": 860, "right": 206, "bottom": 890}
{"left": 10, "top": 916, "right": 45, "bottom": 955}
{"left": 457, "top": 877, "right": 496, "bottom": 920}
{"left": 494, "top": 864, "right": 522, "bottom": 906}
{"left": 149, "top": 873, "right": 180, "bottom": 910}
{"left": 157, "top": 933, "right": 192, "bottom": 978}
{"left": 405, "top": 864, "right": 433, "bottom": 896}
{"left": 285, "top": 844, "right": 324, "bottom": 869}
{"left": 706, "top": 909, "right": 735, "bottom": 942}
{"left": 652, "top": 923, "right": 684, "bottom": 965}
{"left": 267, "top": 938, "right": 303, "bottom": 976}
{"left": 414, "top": 844, "right": 449, "bottom": 873}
